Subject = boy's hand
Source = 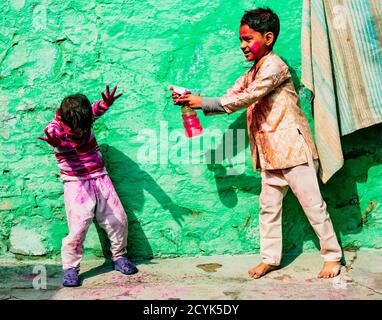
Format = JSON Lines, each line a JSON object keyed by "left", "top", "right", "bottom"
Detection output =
{"left": 176, "top": 94, "right": 202, "bottom": 109}
{"left": 38, "top": 128, "right": 77, "bottom": 148}
{"left": 100, "top": 84, "right": 123, "bottom": 110}
{"left": 170, "top": 86, "right": 191, "bottom": 106}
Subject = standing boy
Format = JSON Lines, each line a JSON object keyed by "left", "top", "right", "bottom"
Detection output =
{"left": 172, "top": 8, "right": 342, "bottom": 279}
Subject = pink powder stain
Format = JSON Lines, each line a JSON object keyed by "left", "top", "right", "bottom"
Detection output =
{"left": 120, "top": 285, "right": 148, "bottom": 296}
{"left": 131, "top": 286, "right": 144, "bottom": 294}
{"left": 251, "top": 42, "right": 261, "bottom": 55}
{"left": 239, "top": 24, "right": 250, "bottom": 38}
{"left": 121, "top": 284, "right": 182, "bottom": 298}
{"left": 123, "top": 289, "right": 131, "bottom": 296}
{"left": 160, "top": 288, "right": 187, "bottom": 298}
{"left": 18, "top": 274, "right": 36, "bottom": 280}
{"left": 75, "top": 190, "right": 88, "bottom": 205}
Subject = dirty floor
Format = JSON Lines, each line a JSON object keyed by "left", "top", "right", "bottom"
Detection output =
{"left": 0, "top": 249, "right": 381, "bottom": 300}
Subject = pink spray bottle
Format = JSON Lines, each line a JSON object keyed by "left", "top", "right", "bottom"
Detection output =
{"left": 170, "top": 85, "right": 203, "bottom": 138}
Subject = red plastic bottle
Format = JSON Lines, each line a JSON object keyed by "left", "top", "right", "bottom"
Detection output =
{"left": 181, "top": 106, "right": 203, "bottom": 138}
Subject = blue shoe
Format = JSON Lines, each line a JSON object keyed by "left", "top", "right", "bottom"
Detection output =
{"left": 62, "top": 268, "right": 80, "bottom": 287}
{"left": 112, "top": 257, "right": 138, "bottom": 275}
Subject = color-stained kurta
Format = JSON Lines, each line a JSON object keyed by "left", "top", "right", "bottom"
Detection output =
{"left": 218, "top": 51, "right": 319, "bottom": 171}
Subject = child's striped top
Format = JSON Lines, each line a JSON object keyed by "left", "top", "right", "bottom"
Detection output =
{"left": 43, "top": 101, "right": 108, "bottom": 181}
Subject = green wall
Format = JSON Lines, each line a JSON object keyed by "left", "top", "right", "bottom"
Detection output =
{"left": 0, "top": 0, "right": 381, "bottom": 261}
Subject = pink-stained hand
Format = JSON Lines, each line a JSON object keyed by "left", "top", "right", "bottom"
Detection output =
{"left": 176, "top": 94, "right": 202, "bottom": 109}
{"left": 101, "top": 84, "right": 123, "bottom": 109}
{"left": 38, "top": 127, "right": 78, "bottom": 148}
{"left": 169, "top": 87, "right": 191, "bottom": 106}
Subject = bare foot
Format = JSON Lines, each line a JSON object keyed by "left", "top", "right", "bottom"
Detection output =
{"left": 318, "top": 261, "right": 341, "bottom": 278}
{"left": 248, "top": 262, "right": 279, "bottom": 279}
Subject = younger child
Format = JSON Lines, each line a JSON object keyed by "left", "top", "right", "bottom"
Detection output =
{"left": 172, "top": 8, "right": 342, "bottom": 279}
{"left": 39, "top": 85, "right": 138, "bottom": 287}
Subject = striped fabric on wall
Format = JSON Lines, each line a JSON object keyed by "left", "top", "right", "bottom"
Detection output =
{"left": 301, "top": 0, "right": 382, "bottom": 183}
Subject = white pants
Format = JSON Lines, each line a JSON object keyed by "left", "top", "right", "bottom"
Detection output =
{"left": 259, "top": 135, "right": 342, "bottom": 266}
{"left": 61, "top": 175, "right": 128, "bottom": 270}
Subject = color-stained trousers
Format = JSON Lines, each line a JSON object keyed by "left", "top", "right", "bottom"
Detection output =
{"left": 259, "top": 135, "right": 342, "bottom": 266}
{"left": 61, "top": 174, "right": 127, "bottom": 270}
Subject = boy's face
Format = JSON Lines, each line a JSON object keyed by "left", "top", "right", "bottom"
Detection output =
{"left": 239, "top": 24, "right": 273, "bottom": 62}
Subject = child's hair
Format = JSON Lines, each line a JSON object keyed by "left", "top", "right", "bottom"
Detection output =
{"left": 59, "top": 94, "right": 93, "bottom": 130}
{"left": 241, "top": 8, "right": 280, "bottom": 48}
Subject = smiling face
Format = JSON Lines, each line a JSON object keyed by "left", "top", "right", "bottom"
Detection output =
{"left": 239, "top": 24, "right": 274, "bottom": 62}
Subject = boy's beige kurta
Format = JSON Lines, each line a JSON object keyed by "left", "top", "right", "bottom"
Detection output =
{"left": 218, "top": 51, "right": 318, "bottom": 171}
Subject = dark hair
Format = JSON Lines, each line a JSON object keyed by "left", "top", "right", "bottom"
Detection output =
{"left": 241, "top": 7, "right": 280, "bottom": 48}
{"left": 59, "top": 94, "right": 93, "bottom": 130}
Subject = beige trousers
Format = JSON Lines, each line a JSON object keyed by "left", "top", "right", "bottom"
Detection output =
{"left": 259, "top": 135, "right": 342, "bottom": 266}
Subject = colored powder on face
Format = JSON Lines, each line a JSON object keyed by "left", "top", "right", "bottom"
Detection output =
{"left": 251, "top": 42, "right": 261, "bottom": 55}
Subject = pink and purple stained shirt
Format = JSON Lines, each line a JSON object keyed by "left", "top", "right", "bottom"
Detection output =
{"left": 43, "top": 101, "right": 108, "bottom": 181}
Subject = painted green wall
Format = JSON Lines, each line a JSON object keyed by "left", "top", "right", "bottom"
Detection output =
{"left": 0, "top": 0, "right": 381, "bottom": 260}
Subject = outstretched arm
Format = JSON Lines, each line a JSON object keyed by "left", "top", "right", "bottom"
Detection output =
{"left": 93, "top": 84, "right": 123, "bottom": 119}
{"left": 172, "top": 76, "right": 246, "bottom": 115}
{"left": 38, "top": 121, "right": 77, "bottom": 148}
{"left": 175, "top": 63, "right": 291, "bottom": 116}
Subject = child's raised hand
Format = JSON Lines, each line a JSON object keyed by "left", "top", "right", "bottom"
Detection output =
{"left": 38, "top": 128, "right": 61, "bottom": 147}
{"left": 38, "top": 128, "right": 77, "bottom": 148}
{"left": 100, "top": 84, "right": 123, "bottom": 110}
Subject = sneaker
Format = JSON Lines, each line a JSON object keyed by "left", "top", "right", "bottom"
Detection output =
{"left": 62, "top": 268, "right": 80, "bottom": 287}
{"left": 112, "top": 257, "right": 138, "bottom": 275}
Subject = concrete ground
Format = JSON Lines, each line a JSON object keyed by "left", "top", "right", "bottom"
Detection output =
{"left": 0, "top": 248, "right": 381, "bottom": 300}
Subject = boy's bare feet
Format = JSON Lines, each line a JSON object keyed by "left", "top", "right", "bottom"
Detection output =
{"left": 318, "top": 261, "right": 341, "bottom": 278}
{"left": 248, "top": 262, "right": 280, "bottom": 279}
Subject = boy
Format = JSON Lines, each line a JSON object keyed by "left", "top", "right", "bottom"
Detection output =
{"left": 172, "top": 8, "right": 342, "bottom": 279}
{"left": 38, "top": 85, "right": 138, "bottom": 287}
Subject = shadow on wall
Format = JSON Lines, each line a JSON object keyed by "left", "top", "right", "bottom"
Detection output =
{"left": 322, "top": 124, "right": 382, "bottom": 239}
{"left": 206, "top": 111, "right": 262, "bottom": 209}
{"left": 98, "top": 144, "right": 193, "bottom": 260}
